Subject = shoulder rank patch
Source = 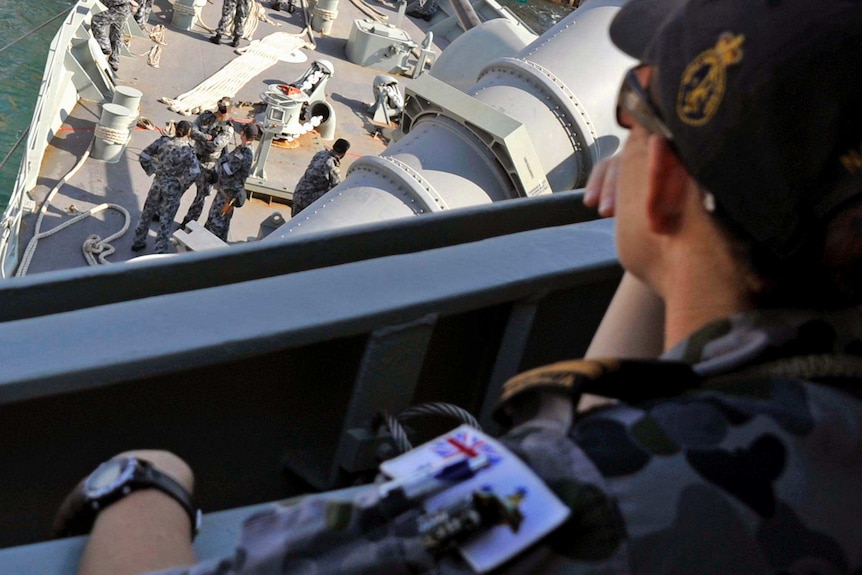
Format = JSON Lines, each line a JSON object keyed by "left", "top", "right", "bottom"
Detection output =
{"left": 676, "top": 32, "right": 745, "bottom": 126}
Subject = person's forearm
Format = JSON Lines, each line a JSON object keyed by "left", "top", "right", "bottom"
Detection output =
{"left": 76, "top": 450, "right": 197, "bottom": 575}
{"left": 586, "top": 272, "right": 664, "bottom": 359}
{"left": 77, "top": 490, "right": 197, "bottom": 575}
{"left": 577, "top": 273, "right": 664, "bottom": 412}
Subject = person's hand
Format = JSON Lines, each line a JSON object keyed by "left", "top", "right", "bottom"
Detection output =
{"left": 582, "top": 155, "right": 621, "bottom": 217}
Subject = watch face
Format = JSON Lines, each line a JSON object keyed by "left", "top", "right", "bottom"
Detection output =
{"left": 84, "top": 458, "right": 137, "bottom": 500}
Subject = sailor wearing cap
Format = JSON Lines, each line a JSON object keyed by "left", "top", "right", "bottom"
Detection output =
{"left": 291, "top": 138, "right": 350, "bottom": 217}
{"left": 204, "top": 122, "right": 259, "bottom": 242}
{"left": 181, "top": 97, "right": 236, "bottom": 229}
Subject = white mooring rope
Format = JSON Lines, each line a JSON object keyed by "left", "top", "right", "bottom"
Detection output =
{"left": 160, "top": 31, "right": 309, "bottom": 116}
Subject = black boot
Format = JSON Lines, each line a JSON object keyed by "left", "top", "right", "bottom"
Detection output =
{"left": 407, "top": 8, "right": 430, "bottom": 20}
{"left": 209, "top": 33, "right": 222, "bottom": 44}
{"left": 230, "top": 36, "right": 240, "bottom": 47}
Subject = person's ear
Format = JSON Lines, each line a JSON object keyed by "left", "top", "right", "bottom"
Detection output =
{"left": 645, "top": 135, "right": 689, "bottom": 235}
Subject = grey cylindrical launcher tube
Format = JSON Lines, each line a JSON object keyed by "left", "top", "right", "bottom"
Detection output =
{"left": 270, "top": 0, "right": 634, "bottom": 240}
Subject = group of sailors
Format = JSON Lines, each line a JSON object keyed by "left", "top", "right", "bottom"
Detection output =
{"left": 132, "top": 98, "right": 258, "bottom": 254}
{"left": 93, "top": 0, "right": 257, "bottom": 73}
{"left": 131, "top": 93, "right": 350, "bottom": 252}
{"left": 94, "top": 0, "right": 353, "bottom": 251}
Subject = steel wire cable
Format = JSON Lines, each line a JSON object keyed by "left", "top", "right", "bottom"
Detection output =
{"left": 383, "top": 401, "right": 482, "bottom": 454}
{"left": 0, "top": 7, "right": 70, "bottom": 55}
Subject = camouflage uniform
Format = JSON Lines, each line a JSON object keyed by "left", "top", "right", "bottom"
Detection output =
{"left": 138, "top": 134, "right": 171, "bottom": 177}
{"left": 91, "top": 0, "right": 133, "bottom": 71}
{"left": 142, "top": 307, "right": 862, "bottom": 575}
{"left": 215, "top": 0, "right": 252, "bottom": 39}
{"left": 136, "top": 134, "right": 173, "bottom": 228}
{"left": 272, "top": 0, "right": 297, "bottom": 12}
{"left": 291, "top": 149, "right": 343, "bottom": 217}
{"left": 204, "top": 143, "right": 253, "bottom": 242}
{"left": 134, "top": 0, "right": 154, "bottom": 29}
{"left": 132, "top": 138, "right": 200, "bottom": 253}
{"left": 182, "top": 111, "right": 235, "bottom": 226}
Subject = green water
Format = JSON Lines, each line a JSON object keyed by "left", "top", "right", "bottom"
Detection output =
{"left": 0, "top": 0, "right": 74, "bottom": 211}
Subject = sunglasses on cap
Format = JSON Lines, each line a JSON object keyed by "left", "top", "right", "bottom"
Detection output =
{"left": 616, "top": 65, "right": 673, "bottom": 139}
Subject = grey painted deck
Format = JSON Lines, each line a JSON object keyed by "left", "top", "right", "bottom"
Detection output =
{"left": 17, "top": 0, "right": 443, "bottom": 275}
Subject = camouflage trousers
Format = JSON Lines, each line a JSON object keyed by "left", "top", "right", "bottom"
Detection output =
{"left": 291, "top": 186, "right": 329, "bottom": 217}
{"left": 182, "top": 162, "right": 216, "bottom": 225}
{"left": 133, "top": 178, "right": 186, "bottom": 253}
{"left": 92, "top": 2, "right": 131, "bottom": 69}
{"left": 134, "top": 0, "right": 154, "bottom": 29}
{"left": 407, "top": 0, "right": 438, "bottom": 17}
{"left": 215, "top": 0, "right": 252, "bottom": 37}
{"left": 204, "top": 190, "right": 237, "bottom": 242}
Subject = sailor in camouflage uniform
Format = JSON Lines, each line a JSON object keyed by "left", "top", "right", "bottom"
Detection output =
{"left": 290, "top": 138, "right": 350, "bottom": 217}
{"left": 135, "top": 131, "right": 173, "bottom": 226}
{"left": 209, "top": 0, "right": 252, "bottom": 47}
{"left": 181, "top": 98, "right": 236, "bottom": 229}
{"left": 54, "top": 0, "right": 862, "bottom": 573}
{"left": 131, "top": 121, "right": 200, "bottom": 253}
{"left": 134, "top": 0, "right": 154, "bottom": 29}
{"left": 137, "top": 132, "right": 171, "bottom": 178}
{"left": 91, "top": 0, "right": 135, "bottom": 72}
{"left": 204, "top": 123, "right": 257, "bottom": 242}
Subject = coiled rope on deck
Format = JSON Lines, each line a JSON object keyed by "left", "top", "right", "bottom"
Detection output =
{"left": 15, "top": 138, "right": 131, "bottom": 277}
{"left": 147, "top": 24, "right": 167, "bottom": 67}
{"left": 125, "top": 23, "right": 168, "bottom": 67}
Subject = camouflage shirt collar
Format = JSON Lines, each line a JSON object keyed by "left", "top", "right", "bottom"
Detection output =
{"left": 663, "top": 307, "right": 862, "bottom": 378}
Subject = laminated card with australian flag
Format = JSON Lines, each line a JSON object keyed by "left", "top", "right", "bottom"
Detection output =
{"left": 379, "top": 424, "right": 570, "bottom": 572}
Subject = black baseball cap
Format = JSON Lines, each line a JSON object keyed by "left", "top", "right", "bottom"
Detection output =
{"left": 242, "top": 122, "right": 260, "bottom": 139}
{"left": 610, "top": 0, "right": 862, "bottom": 262}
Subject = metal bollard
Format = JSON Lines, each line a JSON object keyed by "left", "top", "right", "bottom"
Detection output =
{"left": 311, "top": 0, "right": 340, "bottom": 35}
{"left": 112, "top": 85, "right": 143, "bottom": 131}
{"left": 171, "top": 0, "right": 206, "bottom": 31}
{"left": 91, "top": 103, "right": 133, "bottom": 163}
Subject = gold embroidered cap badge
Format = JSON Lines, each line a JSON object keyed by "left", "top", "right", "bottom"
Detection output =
{"left": 676, "top": 32, "right": 745, "bottom": 127}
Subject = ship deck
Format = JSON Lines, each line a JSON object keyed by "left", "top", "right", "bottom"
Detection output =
{"left": 17, "top": 0, "right": 446, "bottom": 275}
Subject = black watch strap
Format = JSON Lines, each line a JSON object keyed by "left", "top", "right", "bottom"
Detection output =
{"left": 133, "top": 459, "right": 202, "bottom": 537}
{"left": 69, "top": 457, "right": 201, "bottom": 539}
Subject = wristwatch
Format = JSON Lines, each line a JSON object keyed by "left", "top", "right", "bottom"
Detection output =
{"left": 81, "top": 456, "right": 201, "bottom": 537}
